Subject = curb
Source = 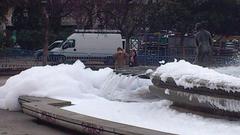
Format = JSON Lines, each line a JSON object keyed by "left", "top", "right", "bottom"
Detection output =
{"left": 19, "top": 96, "right": 173, "bottom": 135}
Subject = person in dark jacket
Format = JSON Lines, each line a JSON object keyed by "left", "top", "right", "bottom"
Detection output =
{"left": 194, "top": 22, "right": 213, "bottom": 67}
{"left": 129, "top": 48, "right": 138, "bottom": 67}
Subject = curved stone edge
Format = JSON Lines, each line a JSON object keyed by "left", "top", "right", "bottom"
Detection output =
{"left": 149, "top": 85, "right": 240, "bottom": 119}
{"left": 114, "top": 66, "right": 157, "bottom": 79}
{"left": 18, "top": 96, "right": 173, "bottom": 135}
{"left": 151, "top": 76, "right": 240, "bottom": 100}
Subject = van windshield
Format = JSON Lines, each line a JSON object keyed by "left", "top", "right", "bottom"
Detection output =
{"left": 62, "top": 39, "right": 75, "bottom": 49}
{"left": 49, "top": 42, "right": 63, "bottom": 50}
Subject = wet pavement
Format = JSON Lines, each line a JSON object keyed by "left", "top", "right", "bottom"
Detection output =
{"left": 0, "top": 109, "right": 84, "bottom": 135}
{"left": 0, "top": 76, "right": 9, "bottom": 86}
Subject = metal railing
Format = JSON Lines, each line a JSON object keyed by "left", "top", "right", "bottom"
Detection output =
{"left": 0, "top": 52, "right": 114, "bottom": 74}
{"left": 137, "top": 47, "right": 239, "bottom": 66}
{"left": 0, "top": 47, "right": 239, "bottom": 75}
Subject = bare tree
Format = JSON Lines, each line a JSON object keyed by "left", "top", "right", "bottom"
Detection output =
{"left": 42, "top": 1, "right": 49, "bottom": 66}
{"left": 70, "top": 0, "right": 102, "bottom": 29}
{"left": 0, "top": 0, "right": 25, "bottom": 31}
{"left": 47, "top": 0, "right": 73, "bottom": 31}
{"left": 102, "top": 0, "right": 147, "bottom": 52}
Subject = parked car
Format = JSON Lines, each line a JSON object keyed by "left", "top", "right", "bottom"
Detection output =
{"left": 34, "top": 40, "right": 63, "bottom": 59}
{"left": 0, "top": 47, "right": 34, "bottom": 57}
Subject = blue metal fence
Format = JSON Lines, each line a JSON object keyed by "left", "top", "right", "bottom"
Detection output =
{"left": 0, "top": 46, "right": 239, "bottom": 75}
{"left": 137, "top": 55, "right": 239, "bottom": 66}
{"left": 137, "top": 46, "right": 239, "bottom": 66}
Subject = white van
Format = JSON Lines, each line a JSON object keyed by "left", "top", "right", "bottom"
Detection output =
{"left": 50, "top": 30, "right": 125, "bottom": 56}
{"left": 49, "top": 30, "right": 125, "bottom": 65}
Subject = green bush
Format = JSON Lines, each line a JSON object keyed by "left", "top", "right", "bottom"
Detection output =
{"left": 16, "top": 28, "right": 73, "bottom": 50}
{"left": 17, "top": 29, "right": 44, "bottom": 50}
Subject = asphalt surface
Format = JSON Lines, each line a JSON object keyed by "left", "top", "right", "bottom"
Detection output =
{"left": 0, "top": 76, "right": 84, "bottom": 135}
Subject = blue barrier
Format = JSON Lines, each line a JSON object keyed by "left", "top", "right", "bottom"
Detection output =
{"left": 1, "top": 46, "right": 239, "bottom": 71}
{"left": 137, "top": 54, "right": 239, "bottom": 66}
{"left": 0, "top": 48, "right": 34, "bottom": 57}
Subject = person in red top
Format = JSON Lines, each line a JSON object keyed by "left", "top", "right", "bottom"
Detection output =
{"left": 129, "top": 48, "right": 138, "bottom": 67}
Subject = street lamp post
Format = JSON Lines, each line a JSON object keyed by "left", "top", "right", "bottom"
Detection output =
{"left": 23, "top": 8, "right": 28, "bottom": 29}
{"left": 41, "top": 0, "right": 49, "bottom": 66}
{"left": 23, "top": 8, "right": 28, "bottom": 18}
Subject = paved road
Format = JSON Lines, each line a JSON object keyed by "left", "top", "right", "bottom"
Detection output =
{"left": 0, "top": 76, "right": 84, "bottom": 135}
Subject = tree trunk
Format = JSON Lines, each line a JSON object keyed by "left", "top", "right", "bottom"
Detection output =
{"left": 125, "top": 37, "right": 130, "bottom": 54}
{"left": 180, "top": 35, "right": 185, "bottom": 58}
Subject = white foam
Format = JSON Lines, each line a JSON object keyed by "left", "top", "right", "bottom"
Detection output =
{"left": 1, "top": 60, "right": 240, "bottom": 135}
{"left": 0, "top": 60, "right": 151, "bottom": 110}
{"left": 153, "top": 60, "right": 240, "bottom": 92}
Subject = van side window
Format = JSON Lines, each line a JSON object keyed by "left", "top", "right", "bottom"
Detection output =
{"left": 62, "top": 39, "right": 75, "bottom": 49}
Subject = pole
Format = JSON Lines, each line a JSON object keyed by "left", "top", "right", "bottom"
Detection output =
{"left": 42, "top": 5, "right": 49, "bottom": 66}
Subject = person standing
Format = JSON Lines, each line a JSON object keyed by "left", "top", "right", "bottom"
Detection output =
{"left": 194, "top": 22, "right": 213, "bottom": 67}
{"left": 129, "top": 48, "right": 138, "bottom": 67}
{"left": 113, "top": 47, "right": 128, "bottom": 69}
